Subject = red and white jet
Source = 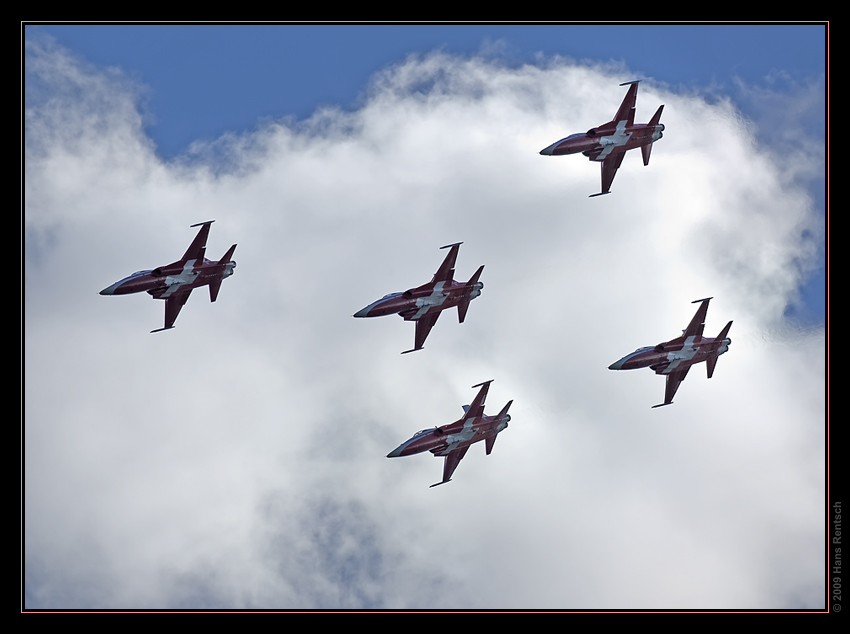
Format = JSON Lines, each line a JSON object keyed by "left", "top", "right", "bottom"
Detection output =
{"left": 608, "top": 298, "right": 732, "bottom": 408}
{"left": 353, "top": 242, "right": 484, "bottom": 354}
{"left": 99, "top": 221, "right": 237, "bottom": 332}
{"left": 539, "top": 80, "right": 664, "bottom": 197}
{"left": 387, "top": 380, "right": 512, "bottom": 488}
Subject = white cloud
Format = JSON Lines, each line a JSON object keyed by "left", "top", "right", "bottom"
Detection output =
{"left": 24, "top": 45, "right": 825, "bottom": 609}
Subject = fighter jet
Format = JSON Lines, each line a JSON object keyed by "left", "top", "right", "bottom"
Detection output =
{"left": 608, "top": 298, "right": 732, "bottom": 408}
{"left": 539, "top": 80, "right": 665, "bottom": 197}
{"left": 387, "top": 380, "right": 512, "bottom": 487}
{"left": 99, "top": 221, "right": 237, "bottom": 332}
{"left": 353, "top": 242, "right": 484, "bottom": 354}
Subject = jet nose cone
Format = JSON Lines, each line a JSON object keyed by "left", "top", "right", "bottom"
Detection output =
{"left": 353, "top": 306, "right": 371, "bottom": 318}
{"left": 540, "top": 139, "right": 563, "bottom": 155}
{"left": 608, "top": 360, "right": 623, "bottom": 370}
{"left": 387, "top": 446, "right": 404, "bottom": 458}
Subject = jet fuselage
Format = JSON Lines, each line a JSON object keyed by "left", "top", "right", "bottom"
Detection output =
{"left": 354, "top": 280, "right": 483, "bottom": 321}
{"left": 539, "top": 121, "right": 664, "bottom": 161}
{"left": 387, "top": 411, "right": 510, "bottom": 459}
{"left": 609, "top": 335, "right": 731, "bottom": 375}
{"left": 100, "top": 258, "right": 237, "bottom": 299}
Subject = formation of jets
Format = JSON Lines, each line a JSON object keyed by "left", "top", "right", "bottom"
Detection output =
{"left": 99, "top": 82, "right": 733, "bottom": 487}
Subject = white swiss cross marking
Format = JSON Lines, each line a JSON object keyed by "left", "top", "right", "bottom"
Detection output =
{"left": 162, "top": 260, "right": 199, "bottom": 297}
{"left": 412, "top": 282, "right": 448, "bottom": 320}
{"left": 663, "top": 336, "right": 699, "bottom": 372}
{"left": 597, "top": 120, "right": 631, "bottom": 160}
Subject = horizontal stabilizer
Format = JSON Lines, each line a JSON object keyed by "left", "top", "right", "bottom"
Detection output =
{"left": 641, "top": 141, "right": 653, "bottom": 166}
{"left": 209, "top": 280, "right": 222, "bottom": 303}
{"left": 651, "top": 402, "right": 673, "bottom": 409}
{"left": 150, "top": 326, "right": 175, "bottom": 334}
{"left": 457, "top": 300, "right": 470, "bottom": 324}
{"left": 429, "top": 479, "right": 451, "bottom": 488}
{"left": 706, "top": 356, "right": 718, "bottom": 380}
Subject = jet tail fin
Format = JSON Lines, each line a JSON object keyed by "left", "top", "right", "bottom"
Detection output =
{"left": 457, "top": 264, "right": 485, "bottom": 323}
{"left": 642, "top": 105, "right": 664, "bottom": 166}
{"left": 485, "top": 400, "right": 513, "bottom": 455}
{"left": 466, "top": 264, "right": 484, "bottom": 287}
{"left": 209, "top": 244, "right": 237, "bottom": 302}
{"left": 647, "top": 104, "right": 664, "bottom": 127}
{"left": 715, "top": 320, "right": 733, "bottom": 343}
{"left": 707, "top": 321, "right": 733, "bottom": 379}
{"left": 495, "top": 399, "right": 513, "bottom": 419}
{"left": 218, "top": 244, "right": 237, "bottom": 265}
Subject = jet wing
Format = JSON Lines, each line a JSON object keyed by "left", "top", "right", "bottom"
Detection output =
{"left": 402, "top": 311, "right": 441, "bottom": 354}
{"left": 613, "top": 81, "right": 639, "bottom": 128}
{"left": 596, "top": 81, "right": 639, "bottom": 134}
{"left": 652, "top": 366, "right": 690, "bottom": 408}
{"left": 152, "top": 288, "right": 192, "bottom": 332}
{"left": 684, "top": 297, "right": 712, "bottom": 339}
{"left": 430, "top": 445, "right": 470, "bottom": 488}
{"left": 431, "top": 242, "right": 462, "bottom": 284}
{"left": 179, "top": 221, "right": 214, "bottom": 264}
{"left": 591, "top": 150, "right": 626, "bottom": 197}
{"left": 463, "top": 380, "right": 493, "bottom": 421}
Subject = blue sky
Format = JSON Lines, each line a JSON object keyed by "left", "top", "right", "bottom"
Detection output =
{"left": 24, "top": 24, "right": 827, "bottom": 610}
